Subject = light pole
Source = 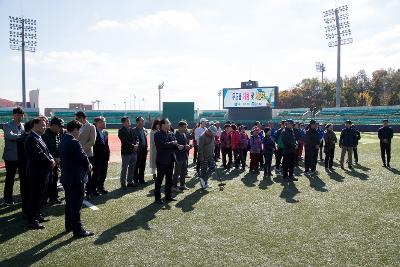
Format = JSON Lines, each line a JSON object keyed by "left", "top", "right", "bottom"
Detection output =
{"left": 113, "top": 104, "right": 116, "bottom": 110}
{"left": 158, "top": 82, "right": 164, "bottom": 112}
{"left": 218, "top": 90, "right": 222, "bottom": 110}
{"left": 124, "top": 101, "right": 127, "bottom": 112}
{"left": 134, "top": 94, "right": 137, "bottom": 110}
{"left": 315, "top": 62, "right": 326, "bottom": 85}
{"left": 9, "top": 16, "right": 37, "bottom": 108}
{"left": 323, "top": 5, "right": 352, "bottom": 108}
{"left": 95, "top": 100, "right": 100, "bottom": 110}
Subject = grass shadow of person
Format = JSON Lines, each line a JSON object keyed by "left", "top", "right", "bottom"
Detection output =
{"left": 279, "top": 181, "right": 300, "bottom": 203}
{"left": 353, "top": 163, "right": 371, "bottom": 172}
{"left": 327, "top": 169, "right": 345, "bottom": 182}
{"left": 306, "top": 174, "right": 328, "bottom": 192}
{"left": 241, "top": 172, "right": 259, "bottom": 187}
{"left": 258, "top": 175, "right": 274, "bottom": 190}
{"left": 175, "top": 188, "right": 209, "bottom": 212}
{"left": 94, "top": 202, "right": 170, "bottom": 245}
{"left": 345, "top": 169, "right": 369, "bottom": 180}
{"left": 387, "top": 167, "right": 400, "bottom": 175}
{"left": 0, "top": 211, "right": 29, "bottom": 244}
{"left": 0, "top": 231, "right": 73, "bottom": 266}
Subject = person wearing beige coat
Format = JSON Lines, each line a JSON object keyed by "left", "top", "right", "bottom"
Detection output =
{"left": 75, "top": 111, "right": 97, "bottom": 197}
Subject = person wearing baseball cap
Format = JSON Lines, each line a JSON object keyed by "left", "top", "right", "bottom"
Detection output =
{"left": 42, "top": 116, "right": 65, "bottom": 204}
{"left": 198, "top": 125, "right": 217, "bottom": 189}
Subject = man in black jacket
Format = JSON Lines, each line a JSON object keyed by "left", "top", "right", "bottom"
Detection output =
{"left": 154, "top": 118, "right": 179, "bottom": 204}
{"left": 281, "top": 120, "right": 298, "bottom": 181}
{"left": 352, "top": 125, "right": 361, "bottom": 164}
{"left": 25, "top": 118, "right": 56, "bottom": 229}
{"left": 304, "top": 120, "right": 320, "bottom": 175}
{"left": 132, "top": 116, "right": 148, "bottom": 185}
{"left": 17, "top": 120, "right": 33, "bottom": 218}
{"left": 378, "top": 119, "right": 394, "bottom": 168}
{"left": 172, "top": 121, "right": 191, "bottom": 192}
{"left": 118, "top": 116, "right": 138, "bottom": 189}
{"left": 93, "top": 116, "right": 110, "bottom": 194}
{"left": 274, "top": 120, "right": 286, "bottom": 173}
{"left": 339, "top": 120, "right": 358, "bottom": 169}
{"left": 59, "top": 120, "right": 93, "bottom": 238}
{"left": 42, "top": 116, "right": 64, "bottom": 204}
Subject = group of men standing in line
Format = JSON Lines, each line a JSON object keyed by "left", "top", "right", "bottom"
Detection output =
{"left": 2, "top": 108, "right": 111, "bottom": 237}
{"left": 2, "top": 107, "right": 396, "bottom": 233}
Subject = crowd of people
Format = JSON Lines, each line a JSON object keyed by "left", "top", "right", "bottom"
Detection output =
{"left": 1, "top": 107, "right": 395, "bottom": 238}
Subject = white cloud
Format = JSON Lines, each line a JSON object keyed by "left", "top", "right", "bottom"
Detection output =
{"left": 90, "top": 10, "right": 200, "bottom": 32}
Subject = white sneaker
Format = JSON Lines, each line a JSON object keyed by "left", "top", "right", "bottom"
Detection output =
{"left": 205, "top": 182, "right": 212, "bottom": 189}
{"left": 199, "top": 178, "right": 206, "bottom": 188}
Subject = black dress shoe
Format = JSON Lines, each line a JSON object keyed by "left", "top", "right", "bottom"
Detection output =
{"left": 290, "top": 177, "right": 299, "bottom": 181}
{"left": 28, "top": 220, "right": 45, "bottom": 230}
{"left": 73, "top": 230, "right": 94, "bottom": 238}
{"left": 127, "top": 183, "right": 137, "bottom": 188}
{"left": 49, "top": 199, "right": 62, "bottom": 205}
{"left": 139, "top": 181, "right": 148, "bottom": 185}
{"left": 165, "top": 197, "right": 177, "bottom": 202}
{"left": 65, "top": 227, "right": 72, "bottom": 233}
{"left": 92, "top": 191, "right": 100, "bottom": 197}
{"left": 155, "top": 199, "right": 165, "bottom": 204}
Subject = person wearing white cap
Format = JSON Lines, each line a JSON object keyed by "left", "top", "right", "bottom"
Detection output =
{"left": 198, "top": 125, "right": 217, "bottom": 188}
{"left": 194, "top": 118, "right": 208, "bottom": 174}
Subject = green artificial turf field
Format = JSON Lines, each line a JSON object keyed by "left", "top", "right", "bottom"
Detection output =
{"left": 0, "top": 132, "right": 399, "bottom": 266}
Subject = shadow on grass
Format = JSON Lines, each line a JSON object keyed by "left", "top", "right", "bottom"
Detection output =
{"left": 306, "top": 174, "right": 328, "bottom": 192}
{"left": 0, "top": 200, "right": 22, "bottom": 216}
{"left": 176, "top": 189, "right": 208, "bottom": 212}
{"left": 0, "top": 211, "right": 28, "bottom": 243}
{"left": 94, "top": 202, "right": 171, "bottom": 245}
{"left": 354, "top": 163, "right": 371, "bottom": 171}
{"left": 327, "top": 170, "right": 345, "bottom": 182}
{"left": 345, "top": 169, "right": 369, "bottom": 180}
{"left": 279, "top": 181, "right": 300, "bottom": 203}
{"left": 388, "top": 167, "right": 400, "bottom": 175}
{"left": 0, "top": 231, "right": 73, "bottom": 266}
{"left": 258, "top": 175, "right": 273, "bottom": 190}
{"left": 241, "top": 172, "right": 259, "bottom": 187}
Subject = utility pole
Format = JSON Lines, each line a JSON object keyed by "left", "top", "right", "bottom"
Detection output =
{"left": 218, "top": 90, "right": 222, "bottom": 110}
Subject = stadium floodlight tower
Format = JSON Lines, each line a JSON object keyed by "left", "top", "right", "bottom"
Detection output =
{"left": 158, "top": 81, "right": 164, "bottom": 112}
{"left": 323, "top": 4, "right": 352, "bottom": 108}
{"left": 315, "top": 62, "right": 326, "bottom": 85}
{"left": 218, "top": 90, "right": 222, "bottom": 110}
{"left": 9, "top": 16, "right": 38, "bottom": 108}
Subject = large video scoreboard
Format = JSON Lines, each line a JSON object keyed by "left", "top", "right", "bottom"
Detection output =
{"left": 223, "top": 87, "right": 278, "bottom": 109}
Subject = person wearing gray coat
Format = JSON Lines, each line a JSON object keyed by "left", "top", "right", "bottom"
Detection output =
{"left": 2, "top": 107, "right": 25, "bottom": 205}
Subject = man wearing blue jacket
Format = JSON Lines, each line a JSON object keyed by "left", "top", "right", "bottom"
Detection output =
{"left": 59, "top": 120, "right": 93, "bottom": 238}
{"left": 339, "top": 120, "right": 358, "bottom": 169}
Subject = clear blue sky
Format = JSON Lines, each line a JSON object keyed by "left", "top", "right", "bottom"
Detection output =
{"left": 0, "top": 0, "right": 399, "bottom": 111}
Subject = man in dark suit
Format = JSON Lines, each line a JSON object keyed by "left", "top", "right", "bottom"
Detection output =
{"left": 17, "top": 120, "right": 33, "bottom": 218}
{"left": 281, "top": 119, "right": 298, "bottom": 182}
{"left": 59, "top": 120, "right": 94, "bottom": 238}
{"left": 154, "top": 118, "right": 179, "bottom": 204}
{"left": 132, "top": 116, "right": 148, "bottom": 185}
{"left": 25, "top": 118, "right": 56, "bottom": 229}
{"left": 92, "top": 116, "right": 110, "bottom": 194}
